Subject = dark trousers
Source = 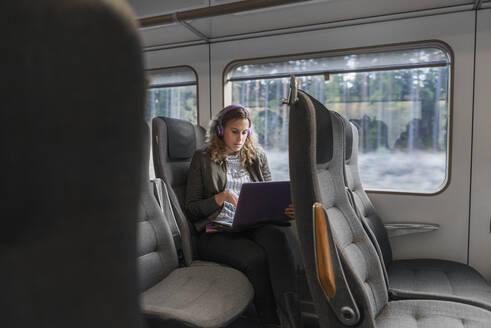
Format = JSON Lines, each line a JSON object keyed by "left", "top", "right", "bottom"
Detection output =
{"left": 197, "top": 224, "right": 297, "bottom": 324}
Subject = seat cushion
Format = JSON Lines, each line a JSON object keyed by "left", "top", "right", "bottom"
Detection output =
{"left": 388, "top": 259, "right": 491, "bottom": 310}
{"left": 141, "top": 265, "right": 254, "bottom": 328}
{"left": 376, "top": 299, "right": 491, "bottom": 328}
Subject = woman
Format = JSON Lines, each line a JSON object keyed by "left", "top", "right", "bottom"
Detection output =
{"left": 185, "top": 105, "right": 300, "bottom": 328}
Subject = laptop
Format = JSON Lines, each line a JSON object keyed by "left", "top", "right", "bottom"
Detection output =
{"left": 208, "top": 181, "right": 292, "bottom": 231}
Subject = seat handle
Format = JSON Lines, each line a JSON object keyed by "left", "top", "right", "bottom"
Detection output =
{"left": 313, "top": 202, "right": 360, "bottom": 326}
{"left": 282, "top": 75, "right": 298, "bottom": 105}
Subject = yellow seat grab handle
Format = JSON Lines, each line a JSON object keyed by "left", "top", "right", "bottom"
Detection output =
{"left": 313, "top": 202, "right": 360, "bottom": 326}
{"left": 313, "top": 202, "right": 336, "bottom": 298}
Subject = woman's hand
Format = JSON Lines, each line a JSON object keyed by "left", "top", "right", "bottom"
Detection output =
{"left": 284, "top": 203, "right": 295, "bottom": 219}
{"left": 214, "top": 189, "right": 239, "bottom": 207}
{"left": 226, "top": 189, "right": 239, "bottom": 207}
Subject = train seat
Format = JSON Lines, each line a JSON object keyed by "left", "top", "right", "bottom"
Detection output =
{"left": 344, "top": 116, "right": 491, "bottom": 310}
{"left": 288, "top": 88, "right": 491, "bottom": 327}
{"left": 138, "top": 124, "right": 254, "bottom": 327}
{"left": 152, "top": 116, "right": 206, "bottom": 262}
{"left": 152, "top": 116, "right": 206, "bottom": 210}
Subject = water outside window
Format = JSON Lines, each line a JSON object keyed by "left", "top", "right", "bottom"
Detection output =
{"left": 228, "top": 47, "right": 450, "bottom": 193}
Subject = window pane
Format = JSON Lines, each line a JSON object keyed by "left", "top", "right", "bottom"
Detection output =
{"left": 299, "top": 68, "right": 448, "bottom": 192}
{"left": 230, "top": 57, "right": 449, "bottom": 193}
{"left": 232, "top": 79, "right": 291, "bottom": 181}
{"left": 146, "top": 85, "right": 197, "bottom": 124}
{"left": 229, "top": 47, "right": 449, "bottom": 81}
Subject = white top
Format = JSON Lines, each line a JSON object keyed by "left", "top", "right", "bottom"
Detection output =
{"left": 214, "top": 153, "right": 251, "bottom": 225}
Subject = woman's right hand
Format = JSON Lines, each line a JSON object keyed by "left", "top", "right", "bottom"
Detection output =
{"left": 214, "top": 189, "right": 238, "bottom": 207}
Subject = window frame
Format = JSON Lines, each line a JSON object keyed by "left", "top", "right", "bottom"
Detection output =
{"left": 222, "top": 40, "right": 454, "bottom": 196}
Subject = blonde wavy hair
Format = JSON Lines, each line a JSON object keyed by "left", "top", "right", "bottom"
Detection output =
{"left": 206, "top": 105, "right": 259, "bottom": 168}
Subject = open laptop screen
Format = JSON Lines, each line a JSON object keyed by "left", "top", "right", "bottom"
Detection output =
{"left": 212, "top": 181, "right": 291, "bottom": 230}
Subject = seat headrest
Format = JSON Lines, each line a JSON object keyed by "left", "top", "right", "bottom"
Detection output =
{"left": 299, "top": 91, "right": 333, "bottom": 164}
{"left": 300, "top": 91, "right": 355, "bottom": 163}
{"left": 162, "top": 117, "right": 197, "bottom": 161}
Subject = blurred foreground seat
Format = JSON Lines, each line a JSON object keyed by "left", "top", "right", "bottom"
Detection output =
{"left": 0, "top": 0, "right": 145, "bottom": 327}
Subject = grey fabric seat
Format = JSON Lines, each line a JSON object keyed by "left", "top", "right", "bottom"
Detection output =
{"left": 344, "top": 121, "right": 491, "bottom": 309}
{"left": 375, "top": 299, "right": 491, "bottom": 328}
{"left": 152, "top": 116, "right": 206, "bottom": 263}
{"left": 138, "top": 124, "right": 254, "bottom": 328}
{"left": 152, "top": 116, "right": 206, "bottom": 210}
{"left": 0, "top": 1, "right": 145, "bottom": 327}
{"left": 288, "top": 88, "right": 491, "bottom": 327}
{"left": 142, "top": 266, "right": 254, "bottom": 327}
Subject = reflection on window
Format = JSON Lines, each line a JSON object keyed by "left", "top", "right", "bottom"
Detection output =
{"left": 146, "top": 67, "right": 197, "bottom": 124}
{"left": 228, "top": 46, "right": 450, "bottom": 193}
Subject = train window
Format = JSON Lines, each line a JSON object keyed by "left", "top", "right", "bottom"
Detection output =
{"left": 145, "top": 66, "right": 198, "bottom": 124}
{"left": 145, "top": 66, "right": 198, "bottom": 179}
{"left": 225, "top": 45, "right": 451, "bottom": 193}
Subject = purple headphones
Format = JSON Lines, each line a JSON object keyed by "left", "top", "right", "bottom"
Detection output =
{"left": 216, "top": 104, "right": 251, "bottom": 137}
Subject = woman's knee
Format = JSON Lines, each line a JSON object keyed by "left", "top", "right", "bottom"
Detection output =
{"left": 241, "top": 247, "right": 269, "bottom": 275}
{"left": 254, "top": 225, "right": 292, "bottom": 248}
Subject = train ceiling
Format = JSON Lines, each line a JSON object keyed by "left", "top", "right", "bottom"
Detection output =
{"left": 125, "top": 0, "right": 490, "bottom": 49}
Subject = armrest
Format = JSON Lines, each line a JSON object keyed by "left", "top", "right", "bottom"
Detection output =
{"left": 384, "top": 222, "right": 439, "bottom": 238}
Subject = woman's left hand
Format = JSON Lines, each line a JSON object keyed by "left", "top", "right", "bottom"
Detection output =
{"left": 284, "top": 203, "right": 295, "bottom": 219}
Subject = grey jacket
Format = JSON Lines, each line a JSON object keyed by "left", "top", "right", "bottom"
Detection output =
{"left": 185, "top": 148, "right": 272, "bottom": 232}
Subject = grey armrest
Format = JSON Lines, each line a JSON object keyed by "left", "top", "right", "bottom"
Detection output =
{"left": 384, "top": 222, "right": 440, "bottom": 238}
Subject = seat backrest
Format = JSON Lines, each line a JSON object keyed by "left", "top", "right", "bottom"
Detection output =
{"left": 344, "top": 123, "right": 393, "bottom": 267}
{"left": 0, "top": 1, "right": 144, "bottom": 327}
{"left": 152, "top": 117, "right": 206, "bottom": 262}
{"left": 137, "top": 124, "right": 179, "bottom": 293}
{"left": 152, "top": 117, "right": 206, "bottom": 207}
{"left": 289, "top": 90, "right": 388, "bottom": 328}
